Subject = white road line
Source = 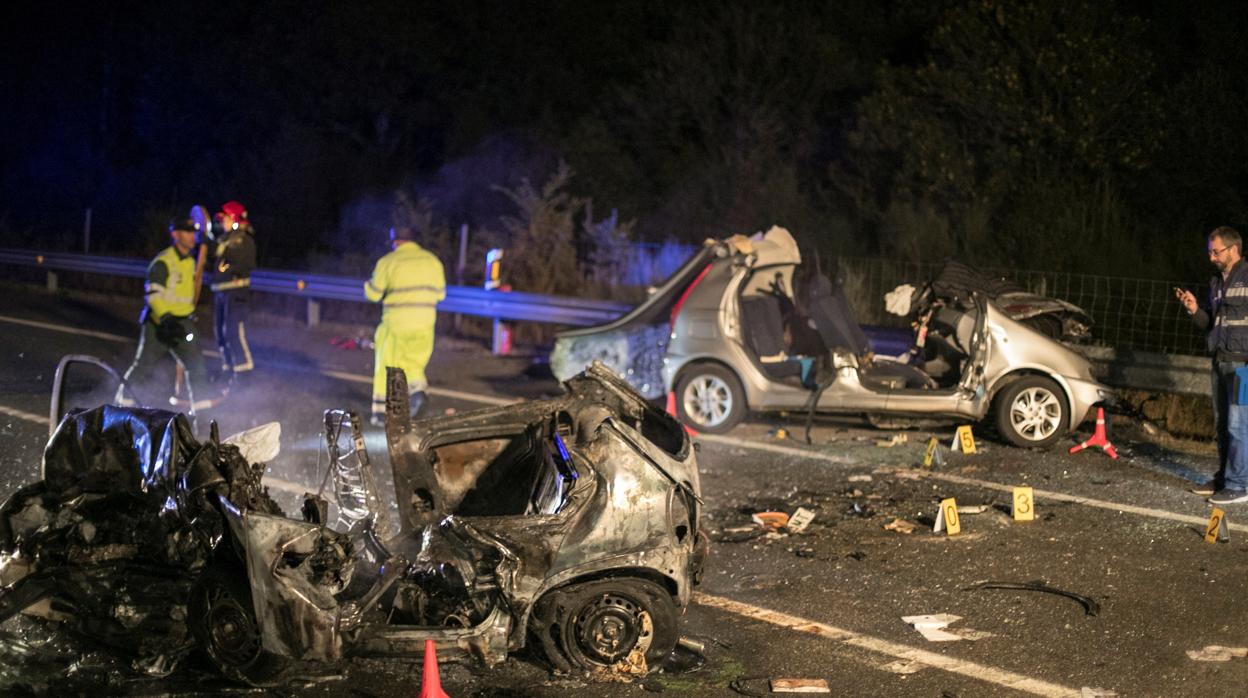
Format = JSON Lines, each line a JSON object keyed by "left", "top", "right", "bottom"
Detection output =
{"left": 697, "top": 432, "right": 855, "bottom": 463}
{"left": 0, "top": 404, "right": 50, "bottom": 426}
{"left": 695, "top": 593, "right": 1083, "bottom": 697}
{"left": 0, "top": 314, "right": 130, "bottom": 342}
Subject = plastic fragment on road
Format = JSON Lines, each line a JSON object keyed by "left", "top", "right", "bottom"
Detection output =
{"left": 875, "top": 433, "right": 907, "bottom": 447}
{"left": 956, "top": 504, "right": 988, "bottom": 515}
{"left": 751, "top": 511, "right": 790, "bottom": 530}
{"left": 1186, "top": 645, "right": 1248, "bottom": 661}
{"left": 770, "top": 678, "right": 831, "bottom": 693}
{"left": 901, "top": 614, "right": 966, "bottom": 642}
{"left": 786, "top": 507, "right": 816, "bottom": 533}
{"left": 847, "top": 474, "right": 872, "bottom": 482}
{"left": 883, "top": 518, "right": 918, "bottom": 534}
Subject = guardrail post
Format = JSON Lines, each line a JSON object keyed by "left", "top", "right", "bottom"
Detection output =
{"left": 46, "top": 271, "right": 58, "bottom": 292}
{"left": 307, "top": 299, "right": 321, "bottom": 327}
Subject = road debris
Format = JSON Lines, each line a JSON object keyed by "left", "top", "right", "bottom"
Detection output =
{"left": 751, "top": 511, "right": 790, "bottom": 530}
{"left": 901, "top": 614, "right": 967, "bottom": 642}
{"left": 883, "top": 518, "right": 918, "bottom": 534}
{"left": 963, "top": 580, "right": 1100, "bottom": 616}
{"left": 881, "top": 659, "right": 926, "bottom": 675}
{"left": 847, "top": 474, "right": 873, "bottom": 483}
{"left": 1186, "top": 645, "right": 1248, "bottom": 661}
{"left": 770, "top": 677, "right": 831, "bottom": 693}
{"left": 875, "top": 434, "right": 908, "bottom": 447}
{"left": 956, "top": 504, "right": 988, "bottom": 515}
{"left": 786, "top": 507, "right": 816, "bottom": 533}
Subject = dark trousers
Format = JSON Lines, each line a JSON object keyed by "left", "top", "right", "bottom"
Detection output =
{"left": 1211, "top": 361, "right": 1248, "bottom": 490}
{"left": 214, "top": 292, "right": 253, "bottom": 373}
{"left": 122, "top": 317, "right": 207, "bottom": 405}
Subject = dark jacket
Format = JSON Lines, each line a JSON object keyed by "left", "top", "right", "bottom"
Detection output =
{"left": 209, "top": 225, "right": 256, "bottom": 295}
{"left": 1193, "top": 259, "right": 1248, "bottom": 362}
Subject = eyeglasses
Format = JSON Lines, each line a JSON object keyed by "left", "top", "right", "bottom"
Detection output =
{"left": 1210, "top": 245, "right": 1233, "bottom": 257}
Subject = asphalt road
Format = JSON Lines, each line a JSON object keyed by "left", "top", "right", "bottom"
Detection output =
{"left": 0, "top": 282, "right": 1245, "bottom": 697}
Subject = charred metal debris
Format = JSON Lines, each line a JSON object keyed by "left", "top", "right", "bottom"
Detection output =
{"left": 0, "top": 361, "right": 707, "bottom": 685}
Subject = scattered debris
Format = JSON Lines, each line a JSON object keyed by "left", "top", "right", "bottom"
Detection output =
{"left": 770, "top": 677, "right": 831, "bottom": 693}
{"left": 875, "top": 434, "right": 908, "bottom": 448}
{"left": 329, "top": 336, "right": 374, "bottom": 351}
{"left": 881, "top": 659, "right": 926, "bottom": 675}
{"left": 883, "top": 519, "right": 918, "bottom": 534}
{"left": 728, "top": 676, "right": 770, "bottom": 697}
{"left": 1186, "top": 645, "right": 1248, "bottom": 662}
{"left": 847, "top": 474, "right": 873, "bottom": 483}
{"left": 768, "top": 426, "right": 790, "bottom": 440}
{"left": 901, "top": 614, "right": 967, "bottom": 642}
{"left": 787, "top": 507, "right": 816, "bottom": 533}
{"left": 963, "top": 580, "right": 1100, "bottom": 617}
{"left": 848, "top": 502, "right": 875, "bottom": 518}
{"left": 751, "top": 511, "right": 790, "bottom": 530}
{"left": 956, "top": 505, "right": 988, "bottom": 515}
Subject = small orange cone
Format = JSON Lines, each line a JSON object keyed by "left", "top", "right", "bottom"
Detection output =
{"left": 419, "top": 639, "right": 450, "bottom": 698}
{"left": 666, "top": 391, "right": 699, "bottom": 436}
{"left": 1068, "top": 407, "right": 1118, "bottom": 459}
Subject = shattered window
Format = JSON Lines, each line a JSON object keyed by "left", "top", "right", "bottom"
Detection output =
{"left": 441, "top": 424, "right": 580, "bottom": 517}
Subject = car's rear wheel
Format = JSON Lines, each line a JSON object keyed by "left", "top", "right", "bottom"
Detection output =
{"left": 994, "top": 375, "right": 1068, "bottom": 448}
{"left": 188, "top": 565, "right": 289, "bottom": 685}
{"left": 675, "top": 363, "right": 745, "bottom": 434}
{"left": 532, "top": 578, "right": 678, "bottom": 673}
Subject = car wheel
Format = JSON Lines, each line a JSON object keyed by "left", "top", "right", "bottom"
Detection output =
{"left": 675, "top": 364, "right": 745, "bottom": 434}
{"left": 994, "top": 375, "right": 1069, "bottom": 448}
{"left": 533, "top": 578, "right": 678, "bottom": 673}
{"left": 188, "top": 565, "right": 289, "bottom": 685}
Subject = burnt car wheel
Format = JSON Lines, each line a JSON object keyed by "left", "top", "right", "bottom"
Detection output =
{"left": 675, "top": 363, "right": 745, "bottom": 434}
{"left": 994, "top": 375, "right": 1069, "bottom": 449}
{"left": 189, "top": 566, "right": 289, "bottom": 685}
{"left": 534, "top": 578, "right": 678, "bottom": 672}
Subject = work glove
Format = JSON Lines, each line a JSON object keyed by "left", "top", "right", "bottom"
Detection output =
{"left": 156, "top": 315, "right": 185, "bottom": 346}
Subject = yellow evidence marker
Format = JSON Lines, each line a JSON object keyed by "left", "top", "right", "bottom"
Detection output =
{"left": 952, "top": 425, "right": 977, "bottom": 454}
{"left": 923, "top": 437, "right": 944, "bottom": 468}
{"left": 933, "top": 497, "right": 961, "bottom": 535}
{"left": 1012, "top": 487, "right": 1035, "bottom": 521}
{"left": 1205, "top": 508, "right": 1230, "bottom": 544}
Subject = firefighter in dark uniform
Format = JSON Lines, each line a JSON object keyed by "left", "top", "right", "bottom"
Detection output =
{"left": 118, "top": 217, "right": 209, "bottom": 407}
{"left": 211, "top": 200, "right": 257, "bottom": 382}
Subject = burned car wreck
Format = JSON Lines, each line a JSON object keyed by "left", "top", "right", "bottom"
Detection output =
{"left": 0, "top": 362, "right": 706, "bottom": 684}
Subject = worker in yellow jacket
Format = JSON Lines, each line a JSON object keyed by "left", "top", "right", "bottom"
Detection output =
{"left": 364, "top": 226, "right": 446, "bottom": 425}
{"left": 119, "top": 217, "right": 209, "bottom": 407}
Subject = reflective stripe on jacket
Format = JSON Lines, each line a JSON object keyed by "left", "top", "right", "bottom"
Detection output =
{"left": 364, "top": 241, "right": 446, "bottom": 323}
{"left": 145, "top": 246, "right": 197, "bottom": 321}
{"left": 1204, "top": 260, "right": 1248, "bottom": 361}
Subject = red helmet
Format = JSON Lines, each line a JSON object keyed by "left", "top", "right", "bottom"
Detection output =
{"left": 219, "top": 200, "right": 248, "bottom": 221}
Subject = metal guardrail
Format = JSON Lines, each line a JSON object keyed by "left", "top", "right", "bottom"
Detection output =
{"left": 0, "top": 247, "right": 1215, "bottom": 397}
{"left": 0, "top": 248, "right": 630, "bottom": 327}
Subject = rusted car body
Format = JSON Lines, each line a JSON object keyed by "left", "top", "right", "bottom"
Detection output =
{"left": 0, "top": 360, "right": 705, "bottom": 683}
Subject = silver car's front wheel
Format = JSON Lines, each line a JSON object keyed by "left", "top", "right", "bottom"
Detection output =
{"left": 675, "top": 364, "right": 745, "bottom": 434}
{"left": 994, "top": 376, "right": 1069, "bottom": 448}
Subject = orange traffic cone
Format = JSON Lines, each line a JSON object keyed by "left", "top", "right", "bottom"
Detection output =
{"left": 1068, "top": 407, "right": 1118, "bottom": 459}
{"left": 420, "top": 639, "right": 450, "bottom": 698}
{"left": 666, "top": 392, "right": 699, "bottom": 436}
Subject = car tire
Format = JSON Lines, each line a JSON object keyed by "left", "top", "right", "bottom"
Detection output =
{"left": 993, "top": 375, "right": 1069, "bottom": 449}
{"left": 188, "top": 565, "right": 290, "bottom": 686}
{"left": 532, "top": 578, "right": 679, "bottom": 673}
{"left": 675, "top": 363, "right": 746, "bottom": 434}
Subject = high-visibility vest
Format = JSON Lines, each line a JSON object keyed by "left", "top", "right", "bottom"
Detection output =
{"left": 364, "top": 242, "right": 446, "bottom": 325}
{"left": 146, "top": 246, "right": 197, "bottom": 320}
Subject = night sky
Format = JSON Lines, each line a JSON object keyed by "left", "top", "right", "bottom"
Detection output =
{"left": 3, "top": 0, "right": 1248, "bottom": 281}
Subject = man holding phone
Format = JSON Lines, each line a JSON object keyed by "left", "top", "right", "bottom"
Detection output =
{"left": 1176, "top": 226, "right": 1248, "bottom": 504}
